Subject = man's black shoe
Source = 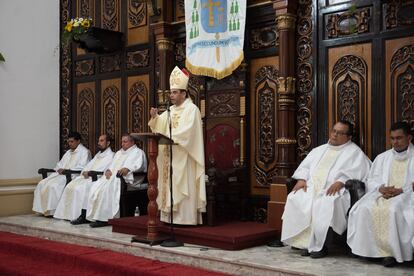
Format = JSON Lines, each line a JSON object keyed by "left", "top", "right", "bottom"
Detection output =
{"left": 382, "top": 257, "right": 397, "bottom": 267}
{"left": 89, "top": 221, "right": 109, "bottom": 228}
{"left": 300, "top": 249, "right": 310, "bottom": 256}
{"left": 310, "top": 247, "right": 328, "bottom": 258}
{"left": 70, "top": 215, "right": 89, "bottom": 225}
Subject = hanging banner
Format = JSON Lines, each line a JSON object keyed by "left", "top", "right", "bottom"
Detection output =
{"left": 185, "top": 0, "right": 246, "bottom": 79}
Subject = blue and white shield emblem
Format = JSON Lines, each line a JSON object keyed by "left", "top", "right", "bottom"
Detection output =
{"left": 200, "top": 0, "right": 227, "bottom": 33}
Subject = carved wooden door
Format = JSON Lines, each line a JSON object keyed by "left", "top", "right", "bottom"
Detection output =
{"left": 60, "top": 0, "right": 152, "bottom": 154}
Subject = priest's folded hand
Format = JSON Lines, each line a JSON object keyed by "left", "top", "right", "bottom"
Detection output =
{"left": 57, "top": 168, "right": 64, "bottom": 174}
{"left": 82, "top": 171, "right": 89, "bottom": 178}
{"left": 292, "top": 179, "right": 307, "bottom": 193}
{"left": 105, "top": 170, "right": 112, "bottom": 179}
{"left": 150, "top": 107, "right": 159, "bottom": 118}
{"left": 326, "top": 181, "right": 344, "bottom": 196}
{"left": 117, "top": 168, "right": 130, "bottom": 177}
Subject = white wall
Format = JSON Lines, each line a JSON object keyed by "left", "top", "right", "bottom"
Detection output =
{"left": 0, "top": 0, "right": 60, "bottom": 179}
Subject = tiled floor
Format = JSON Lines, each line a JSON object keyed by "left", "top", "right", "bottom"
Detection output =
{"left": 0, "top": 214, "right": 413, "bottom": 276}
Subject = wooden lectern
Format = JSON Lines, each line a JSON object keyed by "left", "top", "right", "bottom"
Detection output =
{"left": 130, "top": 132, "right": 174, "bottom": 245}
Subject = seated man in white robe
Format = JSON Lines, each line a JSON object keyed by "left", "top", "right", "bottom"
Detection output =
{"left": 347, "top": 121, "right": 414, "bottom": 267}
{"left": 54, "top": 134, "right": 114, "bottom": 223}
{"left": 86, "top": 134, "right": 147, "bottom": 227}
{"left": 281, "top": 120, "right": 371, "bottom": 258}
{"left": 33, "top": 131, "right": 91, "bottom": 216}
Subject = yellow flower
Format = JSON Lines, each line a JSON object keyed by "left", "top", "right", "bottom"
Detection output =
{"left": 81, "top": 20, "right": 90, "bottom": 28}
{"left": 65, "top": 22, "right": 73, "bottom": 32}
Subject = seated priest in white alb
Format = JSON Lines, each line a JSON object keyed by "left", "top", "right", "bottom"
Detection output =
{"left": 281, "top": 120, "right": 371, "bottom": 258}
{"left": 53, "top": 134, "right": 114, "bottom": 223}
{"left": 148, "top": 66, "right": 206, "bottom": 225}
{"left": 347, "top": 121, "right": 414, "bottom": 267}
{"left": 33, "top": 132, "right": 91, "bottom": 216}
{"left": 86, "top": 134, "right": 147, "bottom": 227}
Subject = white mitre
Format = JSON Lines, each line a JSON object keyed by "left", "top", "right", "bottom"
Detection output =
{"left": 169, "top": 66, "right": 189, "bottom": 90}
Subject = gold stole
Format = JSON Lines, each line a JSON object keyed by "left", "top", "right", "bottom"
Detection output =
{"left": 371, "top": 158, "right": 409, "bottom": 256}
{"left": 160, "top": 107, "right": 183, "bottom": 211}
{"left": 63, "top": 153, "right": 104, "bottom": 217}
{"left": 89, "top": 152, "right": 128, "bottom": 216}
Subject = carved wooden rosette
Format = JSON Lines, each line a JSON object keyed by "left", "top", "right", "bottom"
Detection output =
{"left": 274, "top": 6, "right": 297, "bottom": 182}
{"left": 326, "top": 7, "right": 370, "bottom": 39}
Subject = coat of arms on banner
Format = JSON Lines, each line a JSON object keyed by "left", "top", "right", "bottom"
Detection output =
{"left": 185, "top": 0, "right": 246, "bottom": 79}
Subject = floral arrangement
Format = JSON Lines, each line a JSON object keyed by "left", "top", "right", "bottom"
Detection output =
{"left": 63, "top": 17, "right": 93, "bottom": 44}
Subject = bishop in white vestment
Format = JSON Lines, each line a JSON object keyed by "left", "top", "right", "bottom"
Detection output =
{"left": 33, "top": 132, "right": 91, "bottom": 216}
{"left": 281, "top": 121, "right": 371, "bottom": 257}
{"left": 148, "top": 66, "right": 206, "bottom": 225}
{"left": 54, "top": 134, "right": 114, "bottom": 222}
{"left": 86, "top": 134, "right": 147, "bottom": 227}
{"left": 347, "top": 122, "right": 414, "bottom": 267}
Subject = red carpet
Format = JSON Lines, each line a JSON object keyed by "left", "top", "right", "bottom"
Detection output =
{"left": 0, "top": 231, "right": 227, "bottom": 276}
{"left": 110, "top": 216, "right": 278, "bottom": 250}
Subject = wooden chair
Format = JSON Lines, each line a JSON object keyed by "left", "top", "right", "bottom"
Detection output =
{"left": 88, "top": 170, "right": 148, "bottom": 217}
{"left": 38, "top": 168, "right": 81, "bottom": 184}
{"left": 117, "top": 172, "right": 148, "bottom": 217}
{"left": 205, "top": 166, "right": 248, "bottom": 226}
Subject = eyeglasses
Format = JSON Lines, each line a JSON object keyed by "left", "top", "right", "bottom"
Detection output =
{"left": 330, "top": 129, "right": 349, "bottom": 136}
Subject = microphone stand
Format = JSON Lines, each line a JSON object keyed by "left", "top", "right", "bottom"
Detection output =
{"left": 161, "top": 101, "right": 183, "bottom": 247}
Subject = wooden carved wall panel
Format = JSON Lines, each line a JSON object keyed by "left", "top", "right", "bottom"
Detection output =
{"left": 325, "top": 7, "right": 371, "bottom": 39}
{"left": 102, "top": 0, "right": 120, "bottom": 31}
{"left": 328, "top": 44, "right": 372, "bottom": 156}
{"left": 398, "top": 66, "right": 414, "bottom": 128}
{"left": 175, "top": 0, "right": 185, "bottom": 21}
{"left": 296, "top": 0, "right": 314, "bottom": 161}
{"left": 126, "top": 49, "right": 149, "bottom": 69}
{"left": 187, "top": 75, "right": 203, "bottom": 107}
{"left": 101, "top": 79, "right": 121, "bottom": 150}
{"left": 60, "top": 0, "right": 72, "bottom": 153}
{"left": 249, "top": 56, "right": 279, "bottom": 195}
{"left": 175, "top": 42, "right": 186, "bottom": 63}
{"left": 384, "top": 1, "right": 414, "bottom": 30}
{"left": 386, "top": 38, "right": 414, "bottom": 141}
{"left": 207, "top": 91, "right": 239, "bottom": 117}
{"left": 77, "top": 0, "right": 95, "bottom": 21}
{"left": 128, "top": 0, "right": 146, "bottom": 27}
{"left": 99, "top": 54, "right": 121, "bottom": 73}
{"left": 249, "top": 26, "right": 278, "bottom": 50}
{"left": 128, "top": 75, "right": 149, "bottom": 151}
{"left": 75, "top": 59, "right": 95, "bottom": 76}
{"left": 77, "top": 83, "right": 96, "bottom": 154}
{"left": 127, "top": 0, "right": 148, "bottom": 45}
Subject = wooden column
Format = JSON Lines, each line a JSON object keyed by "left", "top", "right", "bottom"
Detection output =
{"left": 267, "top": 1, "right": 297, "bottom": 233}
{"left": 273, "top": 1, "right": 297, "bottom": 183}
{"left": 152, "top": 22, "right": 175, "bottom": 110}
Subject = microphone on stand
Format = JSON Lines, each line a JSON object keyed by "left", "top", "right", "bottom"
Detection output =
{"left": 161, "top": 96, "right": 183, "bottom": 248}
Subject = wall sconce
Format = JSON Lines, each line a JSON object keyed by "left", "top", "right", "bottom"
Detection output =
{"left": 136, "top": 0, "right": 161, "bottom": 16}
